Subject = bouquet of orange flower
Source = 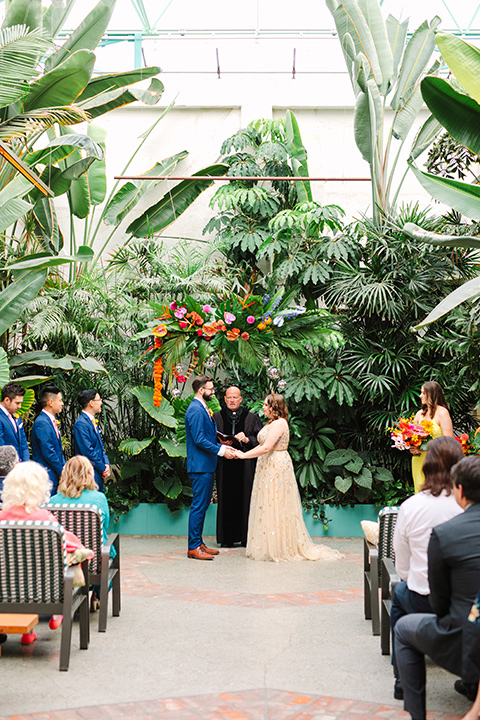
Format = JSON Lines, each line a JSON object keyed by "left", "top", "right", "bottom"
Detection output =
{"left": 456, "top": 430, "right": 480, "bottom": 456}
{"left": 390, "top": 416, "right": 435, "bottom": 452}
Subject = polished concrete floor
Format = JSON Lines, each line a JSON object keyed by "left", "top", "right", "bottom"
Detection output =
{"left": 0, "top": 536, "right": 471, "bottom": 720}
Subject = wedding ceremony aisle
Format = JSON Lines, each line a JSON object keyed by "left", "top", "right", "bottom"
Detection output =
{"left": 0, "top": 535, "right": 468, "bottom": 720}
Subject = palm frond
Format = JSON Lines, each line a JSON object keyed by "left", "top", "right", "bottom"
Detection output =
{"left": 0, "top": 107, "right": 90, "bottom": 141}
{"left": 0, "top": 26, "right": 53, "bottom": 108}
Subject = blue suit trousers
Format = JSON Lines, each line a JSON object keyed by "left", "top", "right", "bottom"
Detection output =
{"left": 188, "top": 472, "right": 215, "bottom": 550}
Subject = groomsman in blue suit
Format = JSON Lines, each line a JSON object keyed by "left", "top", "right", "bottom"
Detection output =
{"left": 0, "top": 382, "right": 29, "bottom": 462}
{"left": 73, "top": 388, "right": 110, "bottom": 491}
{"left": 185, "top": 375, "right": 235, "bottom": 560}
{"left": 31, "top": 385, "right": 66, "bottom": 493}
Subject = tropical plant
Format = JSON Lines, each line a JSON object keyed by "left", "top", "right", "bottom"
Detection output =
{"left": 326, "top": 0, "right": 442, "bottom": 224}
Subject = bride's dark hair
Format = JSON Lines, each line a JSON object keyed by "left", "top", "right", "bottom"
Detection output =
{"left": 265, "top": 393, "right": 289, "bottom": 421}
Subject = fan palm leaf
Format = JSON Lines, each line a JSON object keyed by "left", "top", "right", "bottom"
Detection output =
{"left": 0, "top": 106, "right": 90, "bottom": 141}
{"left": 0, "top": 26, "right": 53, "bottom": 108}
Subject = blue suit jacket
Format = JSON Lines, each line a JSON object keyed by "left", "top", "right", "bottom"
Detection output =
{"left": 74, "top": 413, "right": 109, "bottom": 487}
{"left": 31, "top": 411, "right": 65, "bottom": 485}
{"left": 0, "top": 408, "right": 29, "bottom": 461}
{"left": 185, "top": 398, "right": 222, "bottom": 474}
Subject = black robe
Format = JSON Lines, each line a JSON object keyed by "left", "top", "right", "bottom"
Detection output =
{"left": 214, "top": 407, "right": 263, "bottom": 546}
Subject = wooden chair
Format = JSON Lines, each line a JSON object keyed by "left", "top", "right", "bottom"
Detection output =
{"left": 47, "top": 503, "right": 120, "bottom": 632}
{"left": 0, "top": 519, "right": 89, "bottom": 671}
{"left": 364, "top": 506, "right": 398, "bottom": 635}
{"left": 381, "top": 556, "right": 401, "bottom": 655}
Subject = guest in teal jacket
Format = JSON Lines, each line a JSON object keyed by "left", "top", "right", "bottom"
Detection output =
{"left": 50, "top": 455, "right": 111, "bottom": 550}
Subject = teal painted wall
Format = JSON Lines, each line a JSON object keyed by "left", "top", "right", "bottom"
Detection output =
{"left": 108, "top": 502, "right": 380, "bottom": 537}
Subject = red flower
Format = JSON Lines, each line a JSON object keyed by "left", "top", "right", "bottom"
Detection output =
{"left": 197, "top": 329, "right": 203, "bottom": 336}
{"left": 179, "top": 321, "right": 188, "bottom": 329}
{"left": 241, "top": 332, "right": 249, "bottom": 340}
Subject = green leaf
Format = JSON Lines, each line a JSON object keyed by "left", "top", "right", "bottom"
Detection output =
{"left": 0, "top": 269, "right": 47, "bottom": 336}
{"left": 14, "top": 375, "right": 52, "bottom": 387}
{"left": 421, "top": 76, "right": 480, "bottom": 156}
{"left": 31, "top": 196, "right": 62, "bottom": 254}
{"left": 127, "top": 164, "right": 228, "bottom": 238}
{"left": 87, "top": 124, "right": 107, "bottom": 206}
{"left": 25, "top": 134, "right": 104, "bottom": 166}
{"left": 104, "top": 151, "right": 188, "bottom": 226}
{"left": 0, "top": 26, "right": 52, "bottom": 108}
{"left": 355, "top": 467, "right": 373, "bottom": 489}
{"left": 24, "top": 49, "right": 95, "bottom": 111}
{"left": 285, "top": 109, "right": 312, "bottom": 202}
{"left": 403, "top": 222, "right": 480, "bottom": 249}
{"left": 158, "top": 438, "right": 187, "bottom": 457}
{"left": 435, "top": 31, "right": 480, "bottom": 105}
{"left": 409, "top": 162, "right": 480, "bottom": 220}
{"left": 373, "top": 466, "right": 394, "bottom": 483}
{"left": 0, "top": 197, "right": 33, "bottom": 232}
{"left": 0, "top": 348, "right": 9, "bottom": 385}
{"left": 8, "top": 351, "right": 106, "bottom": 373}
{"left": 324, "top": 448, "right": 358, "bottom": 467}
{"left": 131, "top": 386, "right": 177, "bottom": 428}
{"left": 119, "top": 437, "right": 155, "bottom": 455}
{"left": 414, "top": 275, "right": 480, "bottom": 329}
{"left": 43, "top": 0, "right": 76, "bottom": 38}
{"left": 19, "top": 388, "right": 35, "bottom": 415}
{"left": 45, "top": 0, "right": 116, "bottom": 71}
{"left": 130, "top": 77, "right": 164, "bottom": 105}
{"left": 357, "top": 0, "right": 394, "bottom": 93}
{"left": 391, "top": 17, "right": 441, "bottom": 110}
{"left": 335, "top": 475, "right": 353, "bottom": 493}
{"left": 386, "top": 15, "right": 408, "bottom": 77}
{"left": 153, "top": 475, "right": 182, "bottom": 499}
{"left": 8, "top": 246, "right": 94, "bottom": 270}
{"left": 345, "top": 456, "right": 364, "bottom": 473}
{"left": 409, "top": 113, "right": 443, "bottom": 161}
{"left": 2, "top": 0, "right": 42, "bottom": 30}
{"left": 76, "top": 66, "right": 162, "bottom": 103}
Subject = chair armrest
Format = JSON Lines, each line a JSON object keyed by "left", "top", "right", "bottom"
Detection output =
{"left": 381, "top": 557, "right": 401, "bottom": 598}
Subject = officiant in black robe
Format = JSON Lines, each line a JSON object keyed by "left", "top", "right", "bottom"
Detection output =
{"left": 214, "top": 387, "right": 263, "bottom": 546}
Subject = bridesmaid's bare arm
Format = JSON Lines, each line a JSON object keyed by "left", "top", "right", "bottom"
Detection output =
{"left": 235, "top": 419, "right": 288, "bottom": 459}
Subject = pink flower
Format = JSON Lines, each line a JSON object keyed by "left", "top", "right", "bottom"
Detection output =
{"left": 179, "top": 321, "right": 188, "bottom": 329}
{"left": 202, "top": 304, "right": 212, "bottom": 313}
{"left": 224, "top": 311, "right": 236, "bottom": 325}
{"left": 169, "top": 301, "right": 178, "bottom": 310}
{"left": 246, "top": 315, "right": 255, "bottom": 325}
{"left": 177, "top": 375, "right": 187, "bottom": 383}
{"left": 174, "top": 307, "right": 187, "bottom": 319}
{"left": 196, "top": 329, "right": 203, "bottom": 336}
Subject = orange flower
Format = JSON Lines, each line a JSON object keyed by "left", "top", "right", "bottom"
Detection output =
{"left": 153, "top": 356, "right": 163, "bottom": 407}
{"left": 226, "top": 328, "right": 240, "bottom": 341}
{"left": 203, "top": 325, "right": 217, "bottom": 337}
{"left": 240, "top": 331, "right": 249, "bottom": 340}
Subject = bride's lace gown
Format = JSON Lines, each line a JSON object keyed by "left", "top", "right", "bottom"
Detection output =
{"left": 246, "top": 425, "right": 343, "bottom": 562}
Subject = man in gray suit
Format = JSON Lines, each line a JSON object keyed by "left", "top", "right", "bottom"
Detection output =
{"left": 395, "top": 454, "right": 480, "bottom": 720}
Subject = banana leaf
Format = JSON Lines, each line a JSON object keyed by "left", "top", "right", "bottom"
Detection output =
{"left": 390, "top": 17, "right": 440, "bottom": 111}
{"left": 32, "top": 196, "right": 63, "bottom": 253}
{"left": 415, "top": 276, "right": 480, "bottom": 328}
{"left": 45, "top": 0, "right": 116, "bottom": 72}
{"left": 43, "top": 0, "right": 76, "bottom": 39}
{"left": 421, "top": 76, "right": 480, "bottom": 156}
{"left": 0, "top": 269, "right": 47, "bottom": 336}
{"left": 24, "top": 49, "right": 96, "bottom": 111}
{"left": 76, "top": 67, "right": 162, "bottom": 103}
{"left": 409, "top": 163, "right": 480, "bottom": 220}
{"left": 435, "top": 31, "right": 480, "bottom": 105}
{"left": 386, "top": 15, "right": 408, "bottom": 78}
{"left": 2, "top": 0, "right": 41, "bottom": 31}
{"left": 127, "top": 164, "right": 228, "bottom": 238}
{"left": 285, "top": 110, "right": 312, "bottom": 203}
{"left": 104, "top": 151, "right": 188, "bottom": 226}
{"left": 25, "top": 134, "right": 104, "bottom": 166}
{"left": 0, "top": 198, "right": 33, "bottom": 232}
{"left": 408, "top": 114, "right": 443, "bottom": 161}
{"left": 403, "top": 222, "right": 480, "bottom": 249}
{"left": 0, "top": 348, "right": 9, "bottom": 385}
{"left": 7, "top": 246, "right": 94, "bottom": 270}
{"left": 8, "top": 351, "right": 106, "bottom": 373}
{"left": 87, "top": 124, "right": 107, "bottom": 206}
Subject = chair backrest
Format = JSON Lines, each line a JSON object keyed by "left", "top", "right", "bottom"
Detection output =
{"left": 378, "top": 506, "right": 398, "bottom": 566}
{"left": 0, "top": 520, "right": 67, "bottom": 603}
{"left": 47, "top": 504, "right": 102, "bottom": 574}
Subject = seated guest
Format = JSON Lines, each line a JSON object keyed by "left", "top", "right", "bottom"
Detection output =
{"left": 0, "top": 445, "right": 19, "bottom": 493}
{"left": 31, "top": 385, "right": 66, "bottom": 493}
{"left": 50, "top": 455, "right": 112, "bottom": 550}
{"left": 50, "top": 455, "right": 115, "bottom": 612}
{"left": 391, "top": 437, "right": 464, "bottom": 699}
{"left": 395, "top": 455, "right": 480, "bottom": 720}
{"left": 0, "top": 461, "right": 93, "bottom": 645}
{"left": 459, "top": 590, "right": 480, "bottom": 719}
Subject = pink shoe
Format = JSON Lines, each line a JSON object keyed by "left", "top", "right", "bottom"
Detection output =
{"left": 21, "top": 632, "right": 37, "bottom": 645}
{"left": 49, "top": 615, "right": 63, "bottom": 630}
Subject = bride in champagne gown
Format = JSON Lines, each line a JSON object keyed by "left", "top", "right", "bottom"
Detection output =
{"left": 235, "top": 393, "right": 343, "bottom": 562}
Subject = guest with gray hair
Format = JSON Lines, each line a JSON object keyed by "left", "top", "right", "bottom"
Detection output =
{"left": 0, "top": 444, "right": 19, "bottom": 493}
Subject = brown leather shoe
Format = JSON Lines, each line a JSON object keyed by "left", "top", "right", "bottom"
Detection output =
{"left": 187, "top": 546, "right": 214, "bottom": 560}
{"left": 201, "top": 543, "right": 219, "bottom": 555}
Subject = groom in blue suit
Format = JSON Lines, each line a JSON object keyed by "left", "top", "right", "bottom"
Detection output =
{"left": 31, "top": 385, "right": 65, "bottom": 493}
{"left": 74, "top": 388, "right": 110, "bottom": 491}
{"left": 185, "top": 375, "right": 235, "bottom": 560}
{"left": 0, "top": 382, "right": 29, "bottom": 462}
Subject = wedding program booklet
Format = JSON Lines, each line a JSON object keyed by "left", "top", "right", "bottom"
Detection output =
{"left": 217, "top": 431, "right": 243, "bottom": 450}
